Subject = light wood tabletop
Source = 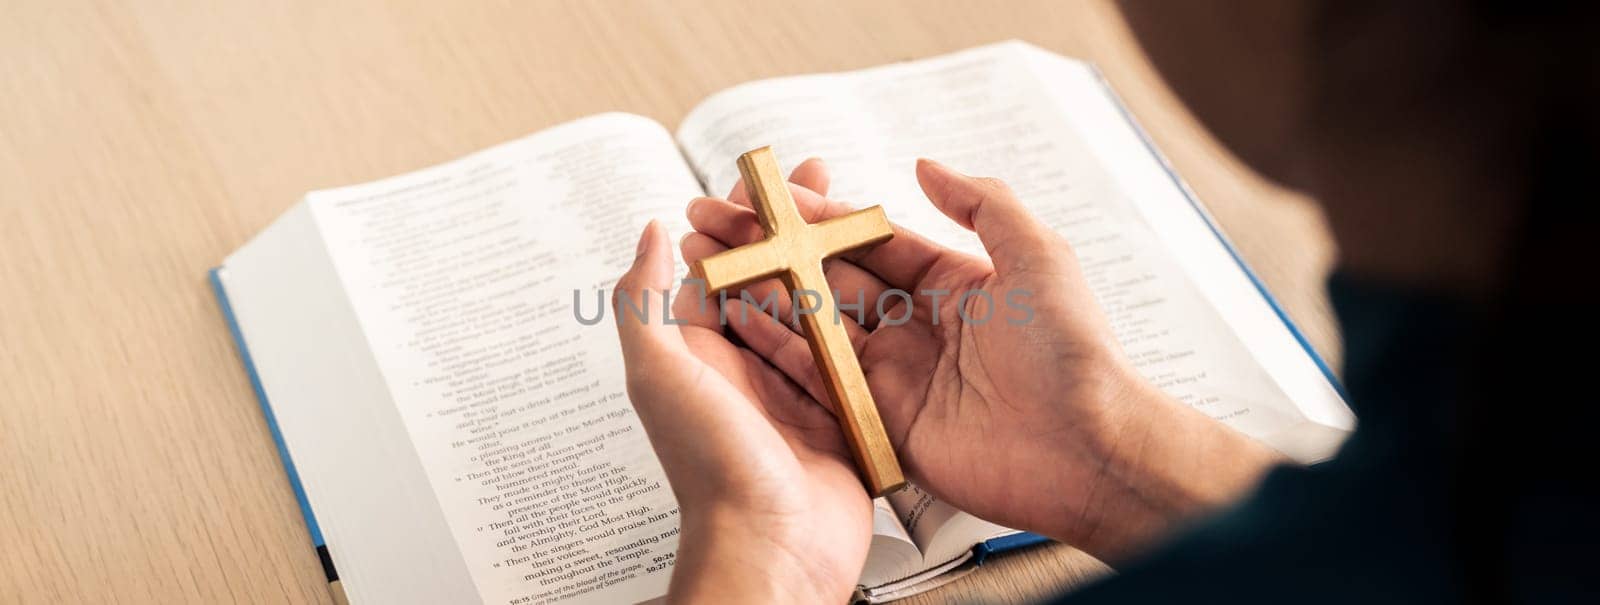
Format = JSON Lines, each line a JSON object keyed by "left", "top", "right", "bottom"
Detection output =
{"left": 0, "top": 1, "right": 1340, "bottom": 603}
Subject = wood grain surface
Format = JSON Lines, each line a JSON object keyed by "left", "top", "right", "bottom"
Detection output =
{"left": 0, "top": 1, "right": 1339, "bottom": 603}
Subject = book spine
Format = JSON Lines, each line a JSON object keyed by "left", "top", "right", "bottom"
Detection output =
{"left": 972, "top": 532, "right": 1050, "bottom": 565}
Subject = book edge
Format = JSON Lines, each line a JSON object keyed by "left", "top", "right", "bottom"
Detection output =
{"left": 1085, "top": 65, "right": 1348, "bottom": 401}
{"left": 209, "top": 266, "right": 340, "bottom": 584}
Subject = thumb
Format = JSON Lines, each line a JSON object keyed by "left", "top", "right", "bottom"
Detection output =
{"left": 613, "top": 220, "right": 685, "bottom": 364}
{"left": 612, "top": 223, "right": 768, "bottom": 497}
{"left": 915, "top": 158, "right": 1070, "bottom": 276}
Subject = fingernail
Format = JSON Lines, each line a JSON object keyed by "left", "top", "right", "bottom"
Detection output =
{"left": 686, "top": 197, "right": 708, "bottom": 221}
{"left": 636, "top": 220, "right": 657, "bottom": 257}
{"left": 678, "top": 232, "right": 692, "bottom": 250}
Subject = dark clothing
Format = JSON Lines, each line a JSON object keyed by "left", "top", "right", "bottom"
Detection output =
{"left": 1052, "top": 273, "right": 1595, "bottom": 604}
{"left": 1048, "top": 6, "right": 1596, "bottom": 599}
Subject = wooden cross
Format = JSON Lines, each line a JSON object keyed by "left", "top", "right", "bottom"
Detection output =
{"left": 690, "top": 147, "right": 906, "bottom": 496}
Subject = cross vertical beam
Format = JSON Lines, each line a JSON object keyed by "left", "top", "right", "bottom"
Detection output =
{"left": 690, "top": 147, "right": 905, "bottom": 496}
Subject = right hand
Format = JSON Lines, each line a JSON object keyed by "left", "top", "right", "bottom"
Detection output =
{"left": 681, "top": 158, "right": 1281, "bottom": 560}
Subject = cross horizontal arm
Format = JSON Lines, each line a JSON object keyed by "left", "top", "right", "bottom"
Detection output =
{"left": 806, "top": 206, "right": 893, "bottom": 259}
{"left": 689, "top": 239, "right": 784, "bottom": 292}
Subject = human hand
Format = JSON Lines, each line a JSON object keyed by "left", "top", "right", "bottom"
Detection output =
{"left": 682, "top": 158, "right": 1280, "bottom": 560}
{"left": 611, "top": 164, "right": 874, "bottom": 603}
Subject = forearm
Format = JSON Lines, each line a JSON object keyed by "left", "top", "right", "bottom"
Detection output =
{"left": 1060, "top": 377, "right": 1285, "bottom": 561}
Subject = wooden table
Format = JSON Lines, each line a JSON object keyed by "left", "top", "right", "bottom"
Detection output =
{"left": 0, "top": 1, "right": 1340, "bottom": 603}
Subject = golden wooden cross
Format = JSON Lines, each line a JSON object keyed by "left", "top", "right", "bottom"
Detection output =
{"left": 690, "top": 147, "right": 906, "bottom": 496}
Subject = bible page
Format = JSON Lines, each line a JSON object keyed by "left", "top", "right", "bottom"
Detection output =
{"left": 304, "top": 113, "right": 699, "bottom": 604}
{"left": 859, "top": 498, "right": 928, "bottom": 588}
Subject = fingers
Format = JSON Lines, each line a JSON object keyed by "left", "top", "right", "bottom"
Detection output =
{"left": 787, "top": 157, "right": 830, "bottom": 197}
{"left": 617, "top": 224, "right": 760, "bottom": 471}
{"left": 672, "top": 233, "right": 727, "bottom": 331}
{"left": 687, "top": 197, "right": 768, "bottom": 245}
{"left": 723, "top": 299, "right": 838, "bottom": 415}
{"left": 915, "top": 158, "right": 1071, "bottom": 277}
{"left": 614, "top": 221, "right": 687, "bottom": 363}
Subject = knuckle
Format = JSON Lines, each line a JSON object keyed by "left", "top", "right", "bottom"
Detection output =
{"left": 967, "top": 178, "right": 1014, "bottom": 225}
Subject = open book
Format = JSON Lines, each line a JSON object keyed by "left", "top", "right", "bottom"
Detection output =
{"left": 212, "top": 41, "right": 1355, "bottom": 605}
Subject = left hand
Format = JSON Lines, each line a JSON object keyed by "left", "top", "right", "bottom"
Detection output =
{"left": 611, "top": 162, "right": 869, "bottom": 603}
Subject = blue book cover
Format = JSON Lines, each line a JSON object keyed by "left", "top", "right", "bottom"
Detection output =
{"left": 210, "top": 267, "right": 339, "bottom": 584}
